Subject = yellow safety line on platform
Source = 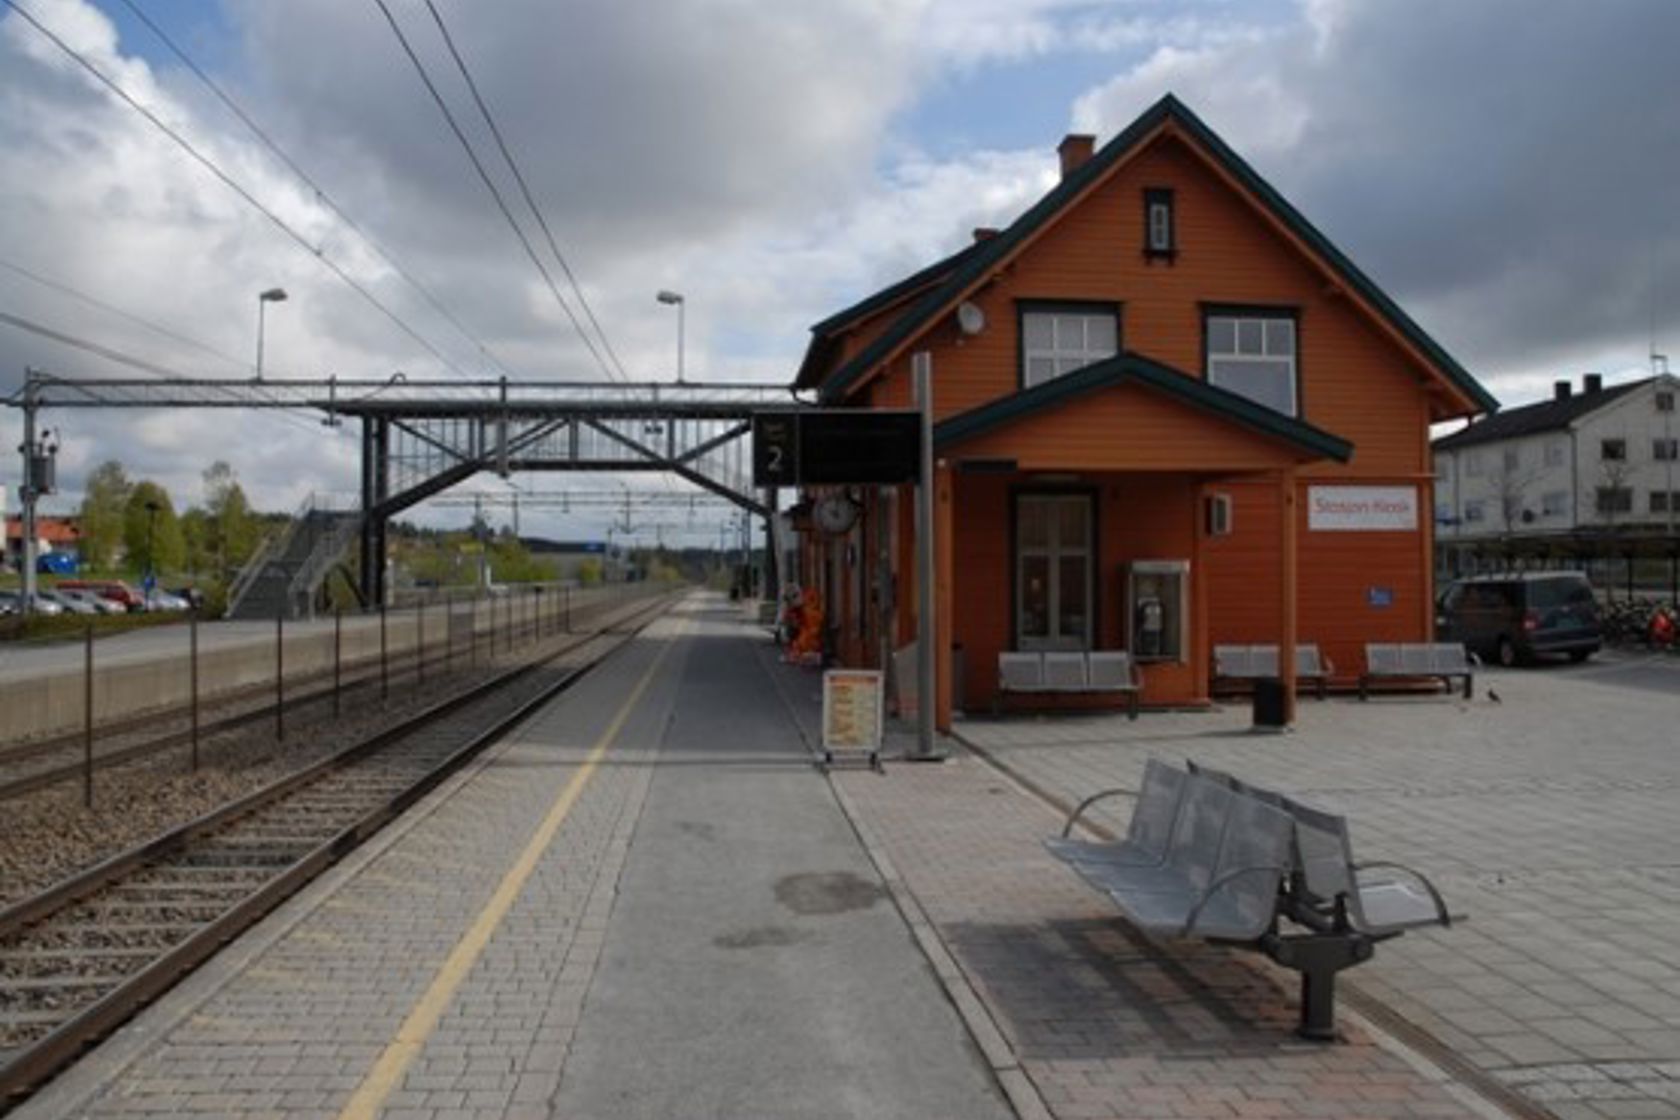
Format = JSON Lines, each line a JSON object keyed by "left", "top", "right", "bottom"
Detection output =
{"left": 337, "top": 624, "right": 680, "bottom": 1120}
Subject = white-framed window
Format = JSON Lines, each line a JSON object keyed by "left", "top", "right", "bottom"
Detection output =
{"left": 1020, "top": 308, "right": 1118, "bottom": 388}
{"left": 1502, "top": 446, "right": 1520, "bottom": 472}
{"left": 1654, "top": 437, "right": 1678, "bottom": 461}
{"left": 1466, "top": 451, "right": 1484, "bottom": 477}
{"left": 1602, "top": 438, "right": 1627, "bottom": 461}
{"left": 1544, "top": 440, "right": 1566, "bottom": 469}
{"left": 1657, "top": 391, "right": 1675, "bottom": 413}
{"left": 1652, "top": 492, "right": 1674, "bottom": 514}
{"left": 1464, "top": 500, "right": 1485, "bottom": 523}
{"left": 1541, "top": 491, "right": 1568, "bottom": 518}
{"left": 1205, "top": 312, "right": 1297, "bottom": 415}
{"left": 1016, "top": 493, "right": 1092, "bottom": 651}
{"left": 1144, "top": 188, "right": 1175, "bottom": 257}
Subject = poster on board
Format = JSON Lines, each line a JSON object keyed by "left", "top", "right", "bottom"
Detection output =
{"left": 1308, "top": 486, "right": 1419, "bottom": 532}
{"left": 821, "top": 669, "right": 884, "bottom": 771}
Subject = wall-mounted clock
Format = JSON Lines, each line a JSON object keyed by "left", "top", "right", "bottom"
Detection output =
{"left": 814, "top": 494, "right": 860, "bottom": 535}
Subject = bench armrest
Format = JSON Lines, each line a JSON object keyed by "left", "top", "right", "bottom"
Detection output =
{"left": 1352, "top": 860, "right": 1457, "bottom": 927}
{"left": 1060, "top": 786, "right": 1136, "bottom": 838}
{"left": 1177, "top": 863, "right": 1290, "bottom": 938}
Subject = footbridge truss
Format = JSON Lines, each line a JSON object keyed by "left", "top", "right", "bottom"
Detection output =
{"left": 10, "top": 370, "right": 798, "bottom": 609}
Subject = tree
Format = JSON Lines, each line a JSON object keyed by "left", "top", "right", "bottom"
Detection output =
{"left": 201, "top": 461, "right": 258, "bottom": 578}
{"left": 77, "top": 461, "right": 132, "bottom": 571}
{"left": 123, "top": 481, "right": 185, "bottom": 578}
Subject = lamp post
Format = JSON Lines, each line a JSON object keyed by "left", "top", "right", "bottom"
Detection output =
{"left": 656, "top": 290, "right": 685, "bottom": 384}
{"left": 255, "top": 288, "right": 287, "bottom": 380}
{"left": 143, "top": 499, "right": 160, "bottom": 593}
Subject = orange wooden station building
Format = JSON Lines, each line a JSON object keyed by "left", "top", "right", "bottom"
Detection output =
{"left": 788, "top": 95, "right": 1496, "bottom": 730}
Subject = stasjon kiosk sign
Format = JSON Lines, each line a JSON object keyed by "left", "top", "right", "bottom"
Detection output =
{"left": 1307, "top": 486, "right": 1419, "bottom": 532}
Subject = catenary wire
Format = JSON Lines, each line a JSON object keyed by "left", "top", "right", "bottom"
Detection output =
{"left": 368, "top": 0, "right": 620, "bottom": 382}
{"left": 0, "top": 308, "right": 346, "bottom": 438}
{"left": 0, "top": 0, "right": 477, "bottom": 383}
{"left": 113, "top": 0, "right": 522, "bottom": 385}
{"left": 420, "top": 0, "right": 630, "bottom": 382}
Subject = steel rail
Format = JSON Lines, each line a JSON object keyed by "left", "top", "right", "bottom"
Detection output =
{"left": 0, "top": 590, "right": 680, "bottom": 1108}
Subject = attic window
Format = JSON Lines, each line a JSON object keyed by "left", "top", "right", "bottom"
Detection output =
{"left": 1143, "top": 188, "right": 1175, "bottom": 260}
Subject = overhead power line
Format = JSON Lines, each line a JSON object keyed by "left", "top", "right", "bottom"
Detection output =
{"left": 0, "top": 307, "right": 339, "bottom": 437}
{"left": 1, "top": 0, "right": 476, "bottom": 382}
{"left": 113, "top": 0, "right": 521, "bottom": 383}
{"left": 369, "top": 0, "right": 622, "bottom": 383}
{"left": 420, "top": 0, "right": 630, "bottom": 382}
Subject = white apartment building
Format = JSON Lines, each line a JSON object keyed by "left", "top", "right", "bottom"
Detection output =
{"left": 1434, "top": 372, "right": 1680, "bottom": 550}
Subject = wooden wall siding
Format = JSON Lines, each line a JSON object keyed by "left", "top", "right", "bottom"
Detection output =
{"left": 945, "top": 472, "right": 1205, "bottom": 711}
{"left": 949, "top": 381, "right": 1311, "bottom": 473}
{"left": 841, "top": 132, "right": 1434, "bottom": 477}
{"left": 1203, "top": 478, "right": 1428, "bottom": 685}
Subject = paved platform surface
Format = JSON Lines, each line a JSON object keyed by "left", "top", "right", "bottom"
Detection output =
{"left": 951, "top": 657, "right": 1680, "bottom": 1120}
{"left": 18, "top": 596, "right": 1008, "bottom": 1119}
{"left": 21, "top": 602, "right": 1676, "bottom": 1119}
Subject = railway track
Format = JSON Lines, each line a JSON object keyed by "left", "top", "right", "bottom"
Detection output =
{"left": 0, "top": 589, "right": 681, "bottom": 1111}
{"left": 0, "top": 590, "right": 632, "bottom": 803}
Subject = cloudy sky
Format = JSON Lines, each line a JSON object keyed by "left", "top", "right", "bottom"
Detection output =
{"left": 2, "top": 0, "right": 1678, "bottom": 545}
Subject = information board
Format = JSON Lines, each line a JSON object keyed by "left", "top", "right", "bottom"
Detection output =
{"left": 752, "top": 410, "right": 920, "bottom": 487}
{"left": 821, "top": 668, "right": 884, "bottom": 769}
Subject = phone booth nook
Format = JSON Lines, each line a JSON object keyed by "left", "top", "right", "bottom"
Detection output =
{"left": 1126, "top": 560, "right": 1189, "bottom": 664}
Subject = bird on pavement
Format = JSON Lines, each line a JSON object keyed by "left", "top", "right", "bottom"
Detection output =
{"left": 1487, "top": 688, "right": 1501, "bottom": 704}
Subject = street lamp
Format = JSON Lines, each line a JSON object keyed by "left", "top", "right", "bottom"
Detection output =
{"left": 143, "top": 499, "right": 161, "bottom": 591}
{"left": 255, "top": 288, "right": 288, "bottom": 380}
{"left": 656, "top": 290, "right": 685, "bottom": 384}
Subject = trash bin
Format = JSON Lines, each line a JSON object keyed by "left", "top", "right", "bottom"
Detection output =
{"left": 1252, "top": 677, "right": 1288, "bottom": 730}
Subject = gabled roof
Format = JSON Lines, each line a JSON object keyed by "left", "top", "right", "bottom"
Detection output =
{"left": 810, "top": 93, "right": 1496, "bottom": 415}
{"left": 934, "top": 351, "right": 1353, "bottom": 462}
{"left": 793, "top": 240, "right": 983, "bottom": 390}
{"left": 1433, "top": 378, "right": 1651, "bottom": 451}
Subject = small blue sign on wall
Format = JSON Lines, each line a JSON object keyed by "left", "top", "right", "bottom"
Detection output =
{"left": 1367, "top": 586, "right": 1394, "bottom": 608}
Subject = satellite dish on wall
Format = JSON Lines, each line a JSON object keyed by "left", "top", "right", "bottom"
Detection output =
{"left": 956, "top": 301, "right": 986, "bottom": 335}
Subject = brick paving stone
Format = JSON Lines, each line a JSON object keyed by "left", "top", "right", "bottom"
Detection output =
{"left": 955, "top": 656, "right": 1680, "bottom": 1119}
{"left": 829, "top": 747, "right": 1482, "bottom": 1120}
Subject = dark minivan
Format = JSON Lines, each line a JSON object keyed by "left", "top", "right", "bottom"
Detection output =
{"left": 1436, "top": 571, "right": 1601, "bottom": 666}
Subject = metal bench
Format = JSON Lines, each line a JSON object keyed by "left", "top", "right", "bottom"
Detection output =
{"left": 1358, "top": 642, "right": 1476, "bottom": 700}
{"left": 1211, "top": 644, "right": 1334, "bottom": 700}
{"left": 996, "top": 650, "right": 1141, "bottom": 719}
{"left": 1048, "top": 759, "right": 1457, "bottom": 1040}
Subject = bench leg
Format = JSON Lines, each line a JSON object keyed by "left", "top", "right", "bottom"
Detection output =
{"left": 1463, "top": 673, "right": 1473, "bottom": 700}
{"left": 1264, "top": 932, "right": 1374, "bottom": 1042}
{"left": 1357, "top": 675, "right": 1369, "bottom": 701}
{"left": 1128, "top": 691, "right": 1139, "bottom": 721}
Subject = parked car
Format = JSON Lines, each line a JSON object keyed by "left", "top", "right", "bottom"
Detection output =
{"left": 39, "top": 590, "right": 97, "bottom": 615}
{"left": 1436, "top": 571, "right": 1602, "bottom": 666}
{"left": 143, "top": 589, "right": 191, "bottom": 612}
{"left": 35, "top": 552, "right": 78, "bottom": 576}
{"left": 0, "top": 591, "right": 66, "bottom": 616}
{"left": 56, "top": 579, "right": 145, "bottom": 613}
{"left": 56, "top": 587, "right": 125, "bottom": 615}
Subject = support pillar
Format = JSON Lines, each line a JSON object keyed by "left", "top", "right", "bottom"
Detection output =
{"left": 935, "top": 460, "right": 955, "bottom": 734}
{"left": 358, "top": 417, "right": 391, "bottom": 610}
{"left": 1278, "top": 468, "right": 1299, "bottom": 726}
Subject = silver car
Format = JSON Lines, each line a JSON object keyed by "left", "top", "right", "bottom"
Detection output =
{"left": 60, "top": 588, "right": 125, "bottom": 615}
{"left": 40, "top": 590, "right": 97, "bottom": 615}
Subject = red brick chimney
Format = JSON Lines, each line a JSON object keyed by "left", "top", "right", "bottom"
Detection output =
{"left": 1057, "top": 134, "right": 1095, "bottom": 180}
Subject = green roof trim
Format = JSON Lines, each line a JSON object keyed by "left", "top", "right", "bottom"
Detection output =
{"left": 815, "top": 94, "right": 1496, "bottom": 415}
{"left": 933, "top": 351, "right": 1354, "bottom": 463}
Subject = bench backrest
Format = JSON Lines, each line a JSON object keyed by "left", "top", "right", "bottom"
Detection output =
{"left": 1364, "top": 643, "right": 1402, "bottom": 674}
{"left": 1162, "top": 775, "right": 1234, "bottom": 891}
{"left": 1187, "top": 760, "right": 1353, "bottom": 903}
{"left": 1295, "top": 644, "right": 1326, "bottom": 676}
{"left": 1126, "top": 760, "right": 1191, "bottom": 861}
{"left": 999, "top": 652, "right": 1044, "bottom": 690}
{"left": 1086, "top": 651, "right": 1135, "bottom": 689}
{"left": 1043, "top": 651, "right": 1088, "bottom": 689}
{"left": 1426, "top": 643, "right": 1472, "bottom": 673}
{"left": 1211, "top": 793, "right": 1296, "bottom": 934}
{"left": 1213, "top": 645, "right": 1276, "bottom": 677}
